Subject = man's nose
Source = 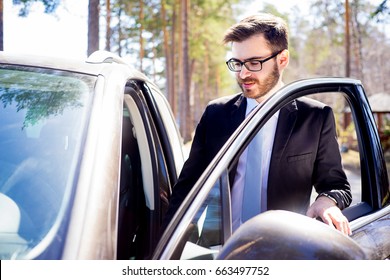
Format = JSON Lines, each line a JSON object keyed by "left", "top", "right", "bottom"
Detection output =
{"left": 239, "top": 65, "right": 252, "bottom": 79}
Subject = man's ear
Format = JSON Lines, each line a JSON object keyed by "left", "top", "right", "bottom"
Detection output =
{"left": 278, "top": 49, "right": 289, "bottom": 69}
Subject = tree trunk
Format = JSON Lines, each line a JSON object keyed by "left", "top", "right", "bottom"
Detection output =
{"left": 117, "top": 7, "right": 123, "bottom": 56}
{"left": 351, "top": 0, "right": 363, "bottom": 82}
{"left": 161, "top": 0, "right": 174, "bottom": 110}
{"left": 105, "top": 0, "right": 111, "bottom": 51}
{"left": 345, "top": 0, "right": 351, "bottom": 77}
{"left": 0, "top": 0, "right": 3, "bottom": 51}
{"left": 180, "top": 0, "right": 191, "bottom": 142}
{"left": 171, "top": 0, "right": 178, "bottom": 116}
{"left": 139, "top": 0, "right": 144, "bottom": 71}
{"left": 202, "top": 40, "right": 209, "bottom": 111}
{"left": 152, "top": 43, "right": 157, "bottom": 83}
{"left": 178, "top": 0, "right": 183, "bottom": 129}
{"left": 88, "top": 0, "right": 100, "bottom": 56}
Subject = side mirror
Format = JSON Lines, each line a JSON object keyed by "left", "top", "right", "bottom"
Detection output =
{"left": 216, "top": 210, "right": 366, "bottom": 260}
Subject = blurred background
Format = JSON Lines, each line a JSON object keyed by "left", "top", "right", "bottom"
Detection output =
{"left": 1, "top": 0, "right": 389, "bottom": 144}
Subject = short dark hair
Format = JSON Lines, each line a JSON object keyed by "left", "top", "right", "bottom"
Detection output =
{"left": 223, "top": 13, "right": 288, "bottom": 52}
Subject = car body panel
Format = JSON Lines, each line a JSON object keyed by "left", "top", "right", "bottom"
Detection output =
{"left": 350, "top": 207, "right": 390, "bottom": 259}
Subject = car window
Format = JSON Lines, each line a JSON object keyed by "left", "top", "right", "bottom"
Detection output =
{"left": 143, "top": 83, "right": 185, "bottom": 177}
{"left": 307, "top": 93, "right": 362, "bottom": 207}
{"left": 170, "top": 177, "right": 225, "bottom": 260}
{"left": 0, "top": 66, "right": 95, "bottom": 259}
{"left": 224, "top": 92, "right": 364, "bottom": 229}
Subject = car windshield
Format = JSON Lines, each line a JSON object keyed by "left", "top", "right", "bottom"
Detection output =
{"left": 0, "top": 66, "right": 95, "bottom": 259}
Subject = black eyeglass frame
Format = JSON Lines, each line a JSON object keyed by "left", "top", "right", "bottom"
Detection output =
{"left": 225, "top": 51, "right": 282, "bottom": 72}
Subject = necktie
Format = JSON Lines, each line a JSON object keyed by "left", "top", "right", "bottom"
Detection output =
{"left": 242, "top": 127, "right": 264, "bottom": 222}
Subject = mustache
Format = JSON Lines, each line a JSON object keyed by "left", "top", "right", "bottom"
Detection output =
{"left": 237, "top": 77, "right": 258, "bottom": 84}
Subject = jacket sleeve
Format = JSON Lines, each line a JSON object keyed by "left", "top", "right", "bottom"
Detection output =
{"left": 164, "top": 94, "right": 245, "bottom": 224}
{"left": 163, "top": 105, "right": 212, "bottom": 224}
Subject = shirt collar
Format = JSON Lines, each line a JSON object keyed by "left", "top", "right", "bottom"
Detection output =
{"left": 245, "top": 98, "right": 259, "bottom": 116}
{"left": 246, "top": 97, "right": 280, "bottom": 120}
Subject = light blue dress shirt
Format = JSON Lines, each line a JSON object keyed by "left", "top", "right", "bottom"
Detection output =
{"left": 231, "top": 97, "right": 279, "bottom": 231}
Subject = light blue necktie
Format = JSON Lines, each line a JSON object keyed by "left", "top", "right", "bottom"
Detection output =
{"left": 242, "top": 122, "right": 264, "bottom": 222}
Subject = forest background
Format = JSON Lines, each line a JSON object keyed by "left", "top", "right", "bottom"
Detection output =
{"left": 0, "top": 0, "right": 389, "bottom": 143}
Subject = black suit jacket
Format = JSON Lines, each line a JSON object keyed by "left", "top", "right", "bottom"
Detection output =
{"left": 165, "top": 93, "right": 352, "bottom": 222}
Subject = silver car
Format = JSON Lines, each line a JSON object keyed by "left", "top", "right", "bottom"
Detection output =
{"left": 0, "top": 51, "right": 185, "bottom": 259}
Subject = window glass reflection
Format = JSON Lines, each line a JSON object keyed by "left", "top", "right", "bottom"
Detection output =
{"left": 178, "top": 181, "right": 222, "bottom": 260}
{"left": 0, "top": 67, "right": 95, "bottom": 259}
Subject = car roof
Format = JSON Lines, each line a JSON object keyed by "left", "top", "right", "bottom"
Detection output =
{"left": 0, "top": 50, "right": 150, "bottom": 82}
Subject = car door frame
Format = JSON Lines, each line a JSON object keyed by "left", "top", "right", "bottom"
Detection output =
{"left": 121, "top": 80, "right": 185, "bottom": 259}
{"left": 153, "top": 77, "right": 390, "bottom": 260}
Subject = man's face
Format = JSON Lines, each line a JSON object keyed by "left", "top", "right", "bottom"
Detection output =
{"left": 231, "top": 35, "right": 284, "bottom": 103}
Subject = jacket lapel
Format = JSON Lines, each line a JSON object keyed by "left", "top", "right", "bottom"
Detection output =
{"left": 271, "top": 100, "right": 298, "bottom": 163}
{"left": 228, "top": 94, "right": 247, "bottom": 185}
{"left": 230, "top": 94, "right": 247, "bottom": 134}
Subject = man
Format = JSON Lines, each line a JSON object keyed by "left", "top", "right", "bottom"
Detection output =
{"left": 165, "top": 13, "right": 352, "bottom": 235}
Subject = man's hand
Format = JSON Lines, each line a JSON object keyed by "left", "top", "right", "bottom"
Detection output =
{"left": 306, "top": 196, "right": 352, "bottom": 235}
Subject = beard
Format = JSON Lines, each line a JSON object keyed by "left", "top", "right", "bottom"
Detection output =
{"left": 237, "top": 63, "right": 280, "bottom": 100}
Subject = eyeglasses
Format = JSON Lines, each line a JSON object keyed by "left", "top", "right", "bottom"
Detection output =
{"left": 226, "top": 51, "right": 281, "bottom": 72}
